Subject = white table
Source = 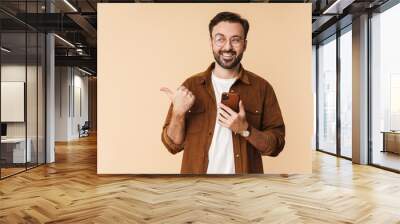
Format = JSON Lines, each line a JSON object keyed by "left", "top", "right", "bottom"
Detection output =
{"left": 1, "top": 138, "right": 32, "bottom": 163}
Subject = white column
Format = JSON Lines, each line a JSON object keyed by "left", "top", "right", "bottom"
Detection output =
{"left": 46, "top": 33, "right": 55, "bottom": 163}
{"left": 352, "top": 14, "right": 369, "bottom": 164}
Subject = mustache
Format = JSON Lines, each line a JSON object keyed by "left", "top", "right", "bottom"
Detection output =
{"left": 219, "top": 50, "right": 236, "bottom": 55}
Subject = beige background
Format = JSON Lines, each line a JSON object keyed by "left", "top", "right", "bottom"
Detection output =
{"left": 97, "top": 3, "right": 312, "bottom": 174}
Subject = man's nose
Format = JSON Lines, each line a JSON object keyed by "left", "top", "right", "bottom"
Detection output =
{"left": 222, "top": 40, "right": 233, "bottom": 51}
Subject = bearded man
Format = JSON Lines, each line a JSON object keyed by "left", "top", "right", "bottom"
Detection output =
{"left": 161, "top": 11, "right": 285, "bottom": 174}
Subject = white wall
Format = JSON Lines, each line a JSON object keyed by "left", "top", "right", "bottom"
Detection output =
{"left": 55, "top": 67, "right": 70, "bottom": 141}
{"left": 1, "top": 66, "right": 26, "bottom": 131}
{"left": 72, "top": 73, "right": 89, "bottom": 138}
{"left": 1, "top": 64, "right": 46, "bottom": 164}
{"left": 1, "top": 65, "right": 38, "bottom": 138}
{"left": 55, "top": 67, "right": 89, "bottom": 141}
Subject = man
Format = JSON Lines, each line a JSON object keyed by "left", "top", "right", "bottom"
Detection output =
{"left": 160, "top": 11, "right": 285, "bottom": 174}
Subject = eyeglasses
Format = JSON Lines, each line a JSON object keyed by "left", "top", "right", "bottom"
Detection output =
{"left": 213, "top": 35, "right": 244, "bottom": 47}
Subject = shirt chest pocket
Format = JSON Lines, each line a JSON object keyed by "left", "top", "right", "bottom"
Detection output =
{"left": 186, "top": 103, "right": 205, "bottom": 134}
{"left": 245, "top": 105, "right": 262, "bottom": 130}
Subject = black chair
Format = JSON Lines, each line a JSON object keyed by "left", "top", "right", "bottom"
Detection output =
{"left": 79, "top": 121, "right": 90, "bottom": 138}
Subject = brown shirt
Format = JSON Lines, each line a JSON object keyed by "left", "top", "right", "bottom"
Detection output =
{"left": 161, "top": 63, "right": 285, "bottom": 174}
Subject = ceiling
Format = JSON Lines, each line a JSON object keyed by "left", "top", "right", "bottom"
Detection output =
{"left": 0, "top": 0, "right": 393, "bottom": 74}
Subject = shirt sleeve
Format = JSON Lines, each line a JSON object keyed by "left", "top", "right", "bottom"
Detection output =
{"left": 160, "top": 79, "right": 191, "bottom": 154}
{"left": 246, "top": 83, "right": 286, "bottom": 156}
{"left": 161, "top": 103, "right": 185, "bottom": 154}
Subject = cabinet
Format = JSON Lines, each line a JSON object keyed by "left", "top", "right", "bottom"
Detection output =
{"left": 382, "top": 131, "right": 400, "bottom": 154}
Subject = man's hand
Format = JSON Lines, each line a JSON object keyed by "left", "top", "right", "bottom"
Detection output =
{"left": 217, "top": 100, "right": 248, "bottom": 133}
{"left": 160, "top": 86, "right": 195, "bottom": 116}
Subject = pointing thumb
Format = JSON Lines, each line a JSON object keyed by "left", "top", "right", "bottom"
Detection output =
{"left": 160, "top": 87, "right": 174, "bottom": 101}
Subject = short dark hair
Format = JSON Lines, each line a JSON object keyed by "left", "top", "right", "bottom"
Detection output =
{"left": 209, "top": 11, "right": 250, "bottom": 39}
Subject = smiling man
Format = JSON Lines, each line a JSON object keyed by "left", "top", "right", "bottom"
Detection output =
{"left": 160, "top": 11, "right": 285, "bottom": 174}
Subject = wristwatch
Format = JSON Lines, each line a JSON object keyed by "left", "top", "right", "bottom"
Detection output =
{"left": 239, "top": 125, "right": 251, "bottom": 138}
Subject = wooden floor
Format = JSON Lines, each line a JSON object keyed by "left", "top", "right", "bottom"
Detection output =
{"left": 0, "top": 167, "right": 26, "bottom": 178}
{"left": 1, "top": 163, "right": 44, "bottom": 178}
{"left": 0, "top": 135, "right": 400, "bottom": 223}
{"left": 372, "top": 150, "right": 400, "bottom": 171}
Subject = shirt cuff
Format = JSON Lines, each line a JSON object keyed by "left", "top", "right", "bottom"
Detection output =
{"left": 162, "top": 126, "right": 184, "bottom": 154}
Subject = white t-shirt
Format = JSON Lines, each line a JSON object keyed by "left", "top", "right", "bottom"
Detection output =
{"left": 207, "top": 71, "right": 237, "bottom": 174}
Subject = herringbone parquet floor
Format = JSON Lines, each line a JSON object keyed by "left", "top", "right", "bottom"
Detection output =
{"left": 0, "top": 134, "right": 399, "bottom": 224}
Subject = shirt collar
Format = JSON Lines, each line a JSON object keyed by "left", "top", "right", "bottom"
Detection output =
{"left": 198, "top": 62, "right": 251, "bottom": 85}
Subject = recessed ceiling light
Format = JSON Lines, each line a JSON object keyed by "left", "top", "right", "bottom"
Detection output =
{"left": 78, "top": 67, "right": 93, "bottom": 76}
{"left": 63, "top": 0, "right": 78, "bottom": 12}
{"left": 54, "top": 34, "right": 75, "bottom": 48}
{"left": 1, "top": 47, "right": 11, "bottom": 53}
{"left": 322, "top": 0, "right": 354, "bottom": 14}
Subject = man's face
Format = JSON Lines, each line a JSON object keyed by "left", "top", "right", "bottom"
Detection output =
{"left": 211, "top": 21, "right": 247, "bottom": 70}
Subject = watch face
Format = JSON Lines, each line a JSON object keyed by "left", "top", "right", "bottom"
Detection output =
{"left": 241, "top": 130, "right": 250, "bottom": 137}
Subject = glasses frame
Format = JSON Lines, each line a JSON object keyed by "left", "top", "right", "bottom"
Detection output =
{"left": 212, "top": 34, "right": 245, "bottom": 48}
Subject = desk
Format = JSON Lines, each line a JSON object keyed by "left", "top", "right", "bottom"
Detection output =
{"left": 381, "top": 131, "right": 400, "bottom": 154}
{"left": 1, "top": 138, "right": 32, "bottom": 163}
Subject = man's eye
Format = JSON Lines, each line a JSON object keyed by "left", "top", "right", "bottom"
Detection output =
{"left": 231, "top": 38, "right": 241, "bottom": 43}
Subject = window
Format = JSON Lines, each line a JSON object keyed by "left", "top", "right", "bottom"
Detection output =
{"left": 371, "top": 2, "right": 400, "bottom": 171}
{"left": 0, "top": 1, "right": 46, "bottom": 179}
{"left": 317, "top": 36, "right": 337, "bottom": 154}
{"left": 339, "top": 28, "right": 352, "bottom": 158}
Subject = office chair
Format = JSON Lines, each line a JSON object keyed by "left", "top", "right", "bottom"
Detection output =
{"left": 79, "top": 121, "right": 90, "bottom": 138}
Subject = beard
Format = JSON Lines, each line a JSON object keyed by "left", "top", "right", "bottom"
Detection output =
{"left": 213, "top": 49, "right": 243, "bottom": 70}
